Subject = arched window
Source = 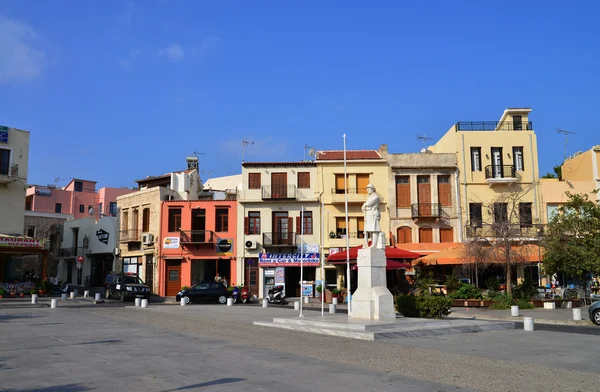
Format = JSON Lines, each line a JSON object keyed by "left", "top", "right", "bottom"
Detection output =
{"left": 440, "top": 226, "right": 454, "bottom": 243}
{"left": 419, "top": 227, "right": 433, "bottom": 243}
{"left": 396, "top": 226, "right": 412, "bottom": 244}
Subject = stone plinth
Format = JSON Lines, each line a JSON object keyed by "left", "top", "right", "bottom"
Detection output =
{"left": 350, "top": 247, "right": 395, "bottom": 321}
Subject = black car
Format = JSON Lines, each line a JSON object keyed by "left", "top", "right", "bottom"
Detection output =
{"left": 176, "top": 282, "right": 228, "bottom": 304}
{"left": 104, "top": 272, "right": 151, "bottom": 302}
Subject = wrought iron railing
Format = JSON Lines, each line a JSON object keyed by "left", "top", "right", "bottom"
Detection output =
{"left": 411, "top": 203, "right": 443, "bottom": 219}
{"left": 484, "top": 165, "right": 516, "bottom": 179}
{"left": 329, "top": 232, "right": 364, "bottom": 239}
{"left": 263, "top": 232, "right": 298, "bottom": 246}
{"left": 456, "top": 121, "right": 533, "bottom": 131}
{"left": 261, "top": 185, "right": 297, "bottom": 200}
{"left": 465, "top": 223, "right": 545, "bottom": 239}
{"left": 179, "top": 230, "right": 219, "bottom": 246}
{"left": 331, "top": 188, "right": 369, "bottom": 195}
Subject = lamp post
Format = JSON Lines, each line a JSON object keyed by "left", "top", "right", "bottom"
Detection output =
{"left": 537, "top": 226, "right": 544, "bottom": 287}
{"left": 299, "top": 206, "right": 304, "bottom": 318}
{"left": 343, "top": 134, "right": 351, "bottom": 315}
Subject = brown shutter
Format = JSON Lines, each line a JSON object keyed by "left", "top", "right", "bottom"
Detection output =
{"left": 296, "top": 216, "right": 301, "bottom": 234}
{"left": 244, "top": 217, "right": 249, "bottom": 235}
{"left": 396, "top": 177, "right": 411, "bottom": 208}
{"left": 440, "top": 227, "right": 453, "bottom": 243}
{"left": 419, "top": 227, "right": 433, "bottom": 243}
{"left": 287, "top": 217, "right": 294, "bottom": 244}
{"left": 438, "top": 176, "right": 452, "bottom": 207}
{"left": 356, "top": 174, "right": 369, "bottom": 194}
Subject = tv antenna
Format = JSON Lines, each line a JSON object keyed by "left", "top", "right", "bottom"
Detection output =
{"left": 192, "top": 150, "right": 206, "bottom": 157}
{"left": 304, "top": 144, "right": 317, "bottom": 161}
{"left": 417, "top": 134, "right": 434, "bottom": 151}
{"left": 53, "top": 177, "right": 62, "bottom": 186}
{"left": 201, "top": 169, "right": 215, "bottom": 179}
{"left": 557, "top": 129, "right": 575, "bottom": 161}
{"left": 242, "top": 138, "right": 254, "bottom": 163}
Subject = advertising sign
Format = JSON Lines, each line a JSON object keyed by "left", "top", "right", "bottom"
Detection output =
{"left": 163, "top": 237, "right": 180, "bottom": 249}
{"left": 0, "top": 236, "right": 43, "bottom": 248}
{"left": 216, "top": 238, "right": 233, "bottom": 255}
{"left": 0, "top": 126, "right": 8, "bottom": 143}
{"left": 275, "top": 267, "right": 285, "bottom": 284}
{"left": 258, "top": 253, "right": 320, "bottom": 267}
{"left": 302, "top": 284, "right": 313, "bottom": 297}
{"left": 297, "top": 243, "right": 319, "bottom": 253}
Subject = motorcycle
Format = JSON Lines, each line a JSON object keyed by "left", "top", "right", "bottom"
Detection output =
{"left": 267, "top": 285, "right": 287, "bottom": 305}
{"left": 241, "top": 287, "right": 251, "bottom": 304}
{"left": 231, "top": 286, "right": 241, "bottom": 303}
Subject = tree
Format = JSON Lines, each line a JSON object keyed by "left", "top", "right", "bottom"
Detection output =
{"left": 542, "top": 173, "right": 556, "bottom": 179}
{"left": 542, "top": 193, "right": 600, "bottom": 295}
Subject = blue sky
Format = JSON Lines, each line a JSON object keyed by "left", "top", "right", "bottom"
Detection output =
{"left": 1, "top": 1, "right": 599, "bottom": 188}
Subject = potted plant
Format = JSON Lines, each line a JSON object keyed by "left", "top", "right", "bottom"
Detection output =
{"left": 331, "top": 288, "right": 340, "bottom": 298}
{"left": 181, "top": 286, "right": 190, "bottom": 291}
{"left": 0, "top": 287, "right": 5, "bottom": 298}
{"left": 38, "top": 279, "right": 49, "bottom": 297}
{"left": 329, "top": 231, "right": 336, "bottom": 239}
{"left": 30, "top": 288, "right": 37, "bottom": 296}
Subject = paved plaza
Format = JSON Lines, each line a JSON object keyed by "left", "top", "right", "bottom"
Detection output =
{"left": 1, "top": 301, "right": 599, "bottom": 391}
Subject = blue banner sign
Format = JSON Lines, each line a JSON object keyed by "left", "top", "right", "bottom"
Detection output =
{"left": 0, "top": 126, "right": 8, "bottom": 143}
{"left": 259, "top": 253, "right": 320, "bottom": 267}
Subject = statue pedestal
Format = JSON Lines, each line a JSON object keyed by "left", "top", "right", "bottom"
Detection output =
{"left": 350, "top": 247, "right": 395, "bottom": 321}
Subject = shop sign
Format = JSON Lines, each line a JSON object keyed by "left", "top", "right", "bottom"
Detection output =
{"left": 216, "top": 238, "right": 233, "bottom": 255}
{"left": 163, "top": 237, "right": 180, "bottom": 249}
{"left": 264, "top": 269, "right": 275, "bottom": 276}
{"left": 96, "top": 229, "right": 109, "bottom": 245}
{"left": 275, "top": 267, "right": 285, "bottom": 284}
{"left": 35, "top": 188, "right": 52, "bottom": 197}
{"left": 0, "top": 236, "right": 43, "bottom": 248}
{"left": 259, "top": 253, "right": 320, "bottom": 267}
{"left": 0, "top": 126, "right": 7, "bottom": 143}
{"left": 298, "top": 243, "right": 319, "bottom": 253}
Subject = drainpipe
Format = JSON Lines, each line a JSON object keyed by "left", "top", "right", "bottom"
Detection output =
{"left": 529, "top": 134, "right": 539, "bottom": 222}
{"left": 461, "top": 134, "right": 469, "bottom": 231}
{"left": 454, "top": 165, "right": 462, "bottom": 242}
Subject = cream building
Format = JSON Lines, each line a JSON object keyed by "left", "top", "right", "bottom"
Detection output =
{"left": 117, "top": 162, "right": 202, "bottom": 294}
{"left": 540, "top": 178, "right": 596, "bottom": 223}
{"left": 237, "top": 162, "right": 321, "bottom": 299}
{"left": 560, "top": 145, "right": 600, "bottom": 199}
{"left": 0, "top": 126, "right": 29, "bottom": 235}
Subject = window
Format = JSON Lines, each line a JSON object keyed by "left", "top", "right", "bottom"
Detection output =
{"left": 122, "top": 211, "right": 128, "bottom": 231}
{"left": 55, "top": 203, "right": 62, "bottom": 213}
{"left": 335, "top": 174, "right": 347, "bottom": 194}
{"left": 395, "top": 176, "right": 410, "bottom": 207}
{"left": 519, "top": 203, "right": 533, "bottom": 227}
{"left": 470, "top": 147, "right": 482, "bottom": 172}
{"left": 469, "top": 203, "right": 482, "bottom": 227}
{"left": 494, "top": 203, "right": 508, "bottom": 224}
{"left": 296, "top": 211, "right": 313, "bottom": 234}
{"left": 437, "top": 175, "right": 452, "bottom": 207}
{"left": 215, "top": 208, "right": 229, "bottom": 232}
{"left": 27, "top": 226, "right": 35, "bottom": 237}
{"left": 547, "top": 204, "right": 560, "bottom": 221}
{"left": 513, "top": 115, "right": 522, "bottom": 130}
{"left": 74, "top": 181, "right": 83, "bottom": 192}
{"left": 142, "top": 208, "right": 150, "bottom": 232}
{"left": 79, "top": 204, "right": 85, "bottom": 213}
{"left": 357, "top": 217, "right": 364, "bottom": 238}
{"left": 248, "top": 173, "right": 261, "bottom": 189}
{"left": 297, "top": 172, "right": 310, "bottom": 188}
{"left": 168, "top": 208, "right": 182, "bottom": 232}
{"left": 356, "top": 174, "right": 369, "bottom": 194}
{"left": 123, "top": 257, "right": 139, "bottom": 274}
{"left": 0, "top": 148, "right": 10, "bottom": 175}
{"left": 109, "top": 202, "right": 117, "bottom": 217}
{"left": 419, "top": 227, "right": 433, "bottom": 243}
{"left": 246, "top": 211, "right": 261, "bottom": 235}
{"left": 132, "top": 209, "right": 139, "bottom": 232}
{"left": 397, "top": 226, "right": 412, "bottom": 244}
{"left": 513, "top": 147, "right": 524, "bottom": 171}
{"left": 335, "top": 217, "right": 346, "bottom": 237}
{"left": 440, "top": 227, "right": 454, "bottom": 243}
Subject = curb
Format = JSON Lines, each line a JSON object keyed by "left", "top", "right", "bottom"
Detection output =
{"left": 449, "top": 313, "right": 594, "bottom": 326}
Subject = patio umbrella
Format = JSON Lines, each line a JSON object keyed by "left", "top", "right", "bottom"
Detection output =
{"left": 327, "top": 245, "right": 420, "bottom": 262}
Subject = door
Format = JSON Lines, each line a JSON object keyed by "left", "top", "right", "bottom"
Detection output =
{"left": 166, "top": 261, "right": 181, "bottom": 296}
{"left": 417, "top": 176, "right": 431, "bottom": 216}
{"left": 67, "top": 260, "right": 73, "bottom": 283}
{"left": 272, "top": 212, "right": 291, "bottom": 245}
{"left": 191, "top": 209, "right": 206, "bottom": 242}
{"left": 245, "top": 258, "right": 259, "bottom": 296}
{"left": 271, "top": 173, "right": 287, "bottom": 198}
{"left": 492, "top": 148, "right": 503, "bottom": 178}
{"left": 145, "top": 255, "right": 154, "bottom": 293}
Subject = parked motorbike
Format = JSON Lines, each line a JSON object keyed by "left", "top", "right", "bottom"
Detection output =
{"left": 267, "top": 285, "right": 287, "bottom": 305}
{"left": 231, "top": 286, "right": 241, "bottom": 303}
{"left": 241, "top": 287, "right": 251, "bottom": 304}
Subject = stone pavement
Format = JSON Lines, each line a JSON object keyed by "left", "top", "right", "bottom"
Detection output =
{"left": 449, "top": 305, "right": 594, "bottom": 325}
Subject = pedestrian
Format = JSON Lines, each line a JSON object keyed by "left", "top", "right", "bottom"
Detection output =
{"left": 214, "top": 273, "right": 222, "bottom": 283}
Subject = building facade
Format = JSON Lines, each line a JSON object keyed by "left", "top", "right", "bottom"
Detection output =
{"left": 237, "top": 162, "right": 321, "bottom": 299}
{"left": 560, "top": 145, "right": 600, "bottom": 200}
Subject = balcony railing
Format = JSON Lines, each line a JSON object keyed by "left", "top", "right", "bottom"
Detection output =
{"left": 180, "top": 230, "right": 219, "bottom": 246}
{"left": 331, "top": 188, "right": 368, "bottom": 195}
{"left": 263, "top": 232, "right": 298, "bottom": 247}
{"left": 59, "top": 247, "right": 83, "bottom": 257}
{"left": 485, "top": 165, "right": 517, "bottom": 180}
{"left": 411, "top": 203, "right": 443, "bottom": 219}
{"left": 120, "top": 229, "right": 140, "bottom": 243}
{"left": 456, "top": 121, "right": 533, "bottom": 131}
{"left": 328, "top": 232, "right": 365, "bottom": 239}
{"left": 465, "top": 223, "right": 544, "bottom": 239}
{"left": 0, "top": 164, "right": 19, "bottom": 183}
{"left": 261, "top": 185, "right": 297, "bottom": 200}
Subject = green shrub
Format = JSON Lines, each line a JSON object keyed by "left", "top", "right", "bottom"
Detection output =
{"left": 443, "top": 275, "right": 461, "bottom": 293}
{"left": 563, "top": 289, "right": 579, "bottom": 300}
{"left": 513, "top": 279, "right": 538, "bottom": 300}
{"left": 395, "top": 295, "right": 418, "bottom": 317}
{"left": 517, "top": 298, "right": 534, "bottom": 309}
{"left": 486, "top": 277, "right": 500, "bottom": 291}
{"left": 491, "top": 293, "right": 514, "bottom": 309}
{"left": 449, "top": 284, "right": 482, "bottom": 299}
{"left": 483, "top": 290, "right": 499, "bottom": 300}
{"left": 416, "top": 296, "right": 452, "bottom": 319}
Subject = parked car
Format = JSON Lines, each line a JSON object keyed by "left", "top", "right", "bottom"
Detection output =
{"left": 589, "top": 300, "right": 600, "bottom": 326}
{"left": 104, "top": 272, "right": 151, "bottom": 302}
{"left": 176, "top": 282, "right": 228, "bottom": 304}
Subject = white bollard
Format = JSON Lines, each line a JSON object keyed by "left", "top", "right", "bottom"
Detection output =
{"left": 84, "top": 290, "right": 90, "bottom": 298}
{"left": 294, "top": 301, "right": 300, "bottom": 311}
{"left": 543, "top": 302, "right": 556, "bottom": 310}
{"left": 510, "top": 305, "right": 519, "bottom": 317}
{"left": 61, "top": 293, "right": 67, "bottom": 301}
{"left": 262, "top": 299, "right": 268, "bottom": 308}
{"left": 95, "top": 293, "right": 101, "bottom": 301}
{"left": 565, "top": 301, "right": 572, "bottom": 309}
{"left": 135, "top": 298, "right": 142, "bottom": 307}
{"left": 304, "top": 296, "right": 310, "bottom": 304}
{"left": 51, "top": 299, "right": 58, "bottom": 308}
{"left": 329, "top": 304, "right": 336, "bottom": 313}
{"left": 523, "top": 316, "right": 534, "bottom": 331}
{"left": 31, "top": 294, "right": 38, "bottom": 304}
{"left": 332, "top": 297, "right": 338, "bottom": 305}
{"left": 227, "top": 298, "right": 233, "bottom": 306}
{"left": 141, "top": 299, "right": 148, "bottom": 308}
{"left": 69, "top": 292, "right": 75, "bottom": 300}
{"left": 573, "top": 308, "right": 582, "bottom": 320}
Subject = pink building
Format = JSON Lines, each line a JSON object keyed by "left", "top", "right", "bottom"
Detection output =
{"left": 26, "top": 179, "right": 134, "bottom": 219}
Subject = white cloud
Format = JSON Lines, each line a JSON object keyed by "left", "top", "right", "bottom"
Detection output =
{"left": 159, "top": 43, "right": 185, "bottom": 62}
{"left": 0, "top": 14, "right": 46, "bottom": 84}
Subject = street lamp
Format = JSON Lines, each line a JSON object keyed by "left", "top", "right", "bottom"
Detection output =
{"left": 537, "top": 226, "right": 544, "bottom": 287}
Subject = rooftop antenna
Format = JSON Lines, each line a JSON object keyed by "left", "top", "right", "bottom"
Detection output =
{"left": 304, "top": 144, "right": 317, "bottom": 161}
{"left": 201, "top": 169, "right": 215, "bottom": 179}
{"left": 417, "top": 134, "right": 434, "bottom": 152}
{"left": 242, "top": 138, "right": 254, "bottom": 163}
{"left": 557, "top": 129, "right": 575, "bottom": 161}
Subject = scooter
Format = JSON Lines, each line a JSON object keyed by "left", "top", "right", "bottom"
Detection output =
{"left": 231, "top": 286, "right": 241, "bottom": 303}
{"left": 267, "top": 285, "right": 287, "bottom": 305}
{"left": 241, "top": 287, "right": 251, "bottom": 304}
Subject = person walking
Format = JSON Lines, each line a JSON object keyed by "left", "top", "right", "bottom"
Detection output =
{"left": 214, "top": 273, "right": 222, "bottom": 283}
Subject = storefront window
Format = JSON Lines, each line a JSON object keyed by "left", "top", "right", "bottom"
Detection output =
{"left": 123, "top": 257, "right": 139, "bottom": 275}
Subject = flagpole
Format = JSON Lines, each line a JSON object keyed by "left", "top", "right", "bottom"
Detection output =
{"left": 320, "top": 198, "right": 325, "bottom": 316}
{"left": 299, "top": 206, "right": 304, "bottom": 318}
{"left": 343, "top": 134, "right": 351, "bottom": 315}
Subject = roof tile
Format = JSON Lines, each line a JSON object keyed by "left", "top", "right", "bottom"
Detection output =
{"left": 316, "top": 150, "right": 381, "bottom": 160}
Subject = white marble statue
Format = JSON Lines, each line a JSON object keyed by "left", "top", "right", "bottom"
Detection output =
{"left": 362, "top": 184, "right": 381, "bottom": 248}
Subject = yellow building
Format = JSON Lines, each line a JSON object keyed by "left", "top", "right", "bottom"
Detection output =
{"left": 540, "top": 178, "right": 596, "bottom": 223}
{"left": 560, "top": 146, "right": 600, "bottom": 198}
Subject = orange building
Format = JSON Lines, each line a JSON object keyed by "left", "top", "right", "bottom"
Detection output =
{"left": 158, "top": 198, "right": 237, "bottom": 297}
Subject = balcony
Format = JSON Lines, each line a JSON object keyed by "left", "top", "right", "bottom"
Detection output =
{"left": 263, "top": 232, "right": 297, "bottom": 247}
{"left": 330, "top": 188, "right": 372, "bottom": 204}
{"left": 484, "top": 165, "right": 518, "bottom": 186}
{"left": 261, "top": 185, "right": 297, "bottom": 200}
{"left": 120, "top": 229, "right": 141, "bottom": 243}
{"left": 180, "top": 230, "right": 219, "bottom": 247}
{"left": 59, "top": 247, "right": 83, "bottom": 258}
{"left": 465, "top": 223, "right": 544, "bottom": 239}
{"left": 411, "top": 203, "right": 443, "bottom": 219}
{"left": 456, "top": 121, "right": 533, "bottom": 131}
{"left": 0, "top": 164, "right": 19, "bottom": 184}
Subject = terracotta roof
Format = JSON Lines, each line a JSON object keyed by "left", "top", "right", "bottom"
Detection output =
{"left": 242, "top": 162, "right": 316, "bottom": 167}
{"left": 316, "top": 150, "right": 381, "bottom": 161}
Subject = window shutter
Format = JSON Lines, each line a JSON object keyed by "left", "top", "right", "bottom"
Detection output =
{"left": 296, "top": 216, "right": 301, "bottom": 234}
{"left": 244, "top": 217, "right": 249, "bottom": 235}
{"left": 287, "top": 217, "right": 294, "bottom": 245}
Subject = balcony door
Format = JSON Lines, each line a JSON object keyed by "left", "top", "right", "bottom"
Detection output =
{"left": 417, "top": 176, "right": 431, "bottom": 216}
{"left": 272, "top": 212, "right": 291, "bottom": 245}
{"left": 492, "top": 148, "right": 503, "bottom": 178}
{"left": 271, "top": 173, "right": 287, "bottom": 198}
{"left": 191, "top": 209, "right": 206, "bottom": 243}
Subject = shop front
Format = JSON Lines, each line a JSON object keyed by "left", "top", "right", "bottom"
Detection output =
{"left": 258, "top": 252, "right": 321, "bottom": 298}
{"left": 0, "top": 235, "right": 48, "bottom": 292}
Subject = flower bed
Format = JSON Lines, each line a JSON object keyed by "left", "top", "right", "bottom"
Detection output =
{"left": 1, "top": 281, "right": 36, "bottom": 296}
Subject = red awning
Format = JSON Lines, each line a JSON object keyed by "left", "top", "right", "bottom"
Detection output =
{"left": 327, "top": 245, "right": 420, "bottom": 262}
{"left": 350, "top": 260, "right": 413, "bottom": 270}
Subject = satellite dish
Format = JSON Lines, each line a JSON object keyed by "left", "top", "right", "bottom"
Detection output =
{"left": 308, "top": 148, "right": 316, "bottom": 157}
{"left": 420, "top": 148, "right": 427, "bottom": 154}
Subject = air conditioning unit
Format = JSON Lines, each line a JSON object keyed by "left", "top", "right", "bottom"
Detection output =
{"left": 114, "top": 247, "right": 121, "bottom": 256}
{"left": 245, "top": 240, "right": 257, "bottom": 250}
{"left": 142, "top": 233, "right": 154, "bottom": 245}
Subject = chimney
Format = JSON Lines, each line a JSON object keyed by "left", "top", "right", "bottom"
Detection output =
{"left": 186, "top": 156, "right": 198, "bottom": 170}
{"left": 379, "top": 144, "right": 389, "bottom": 158}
